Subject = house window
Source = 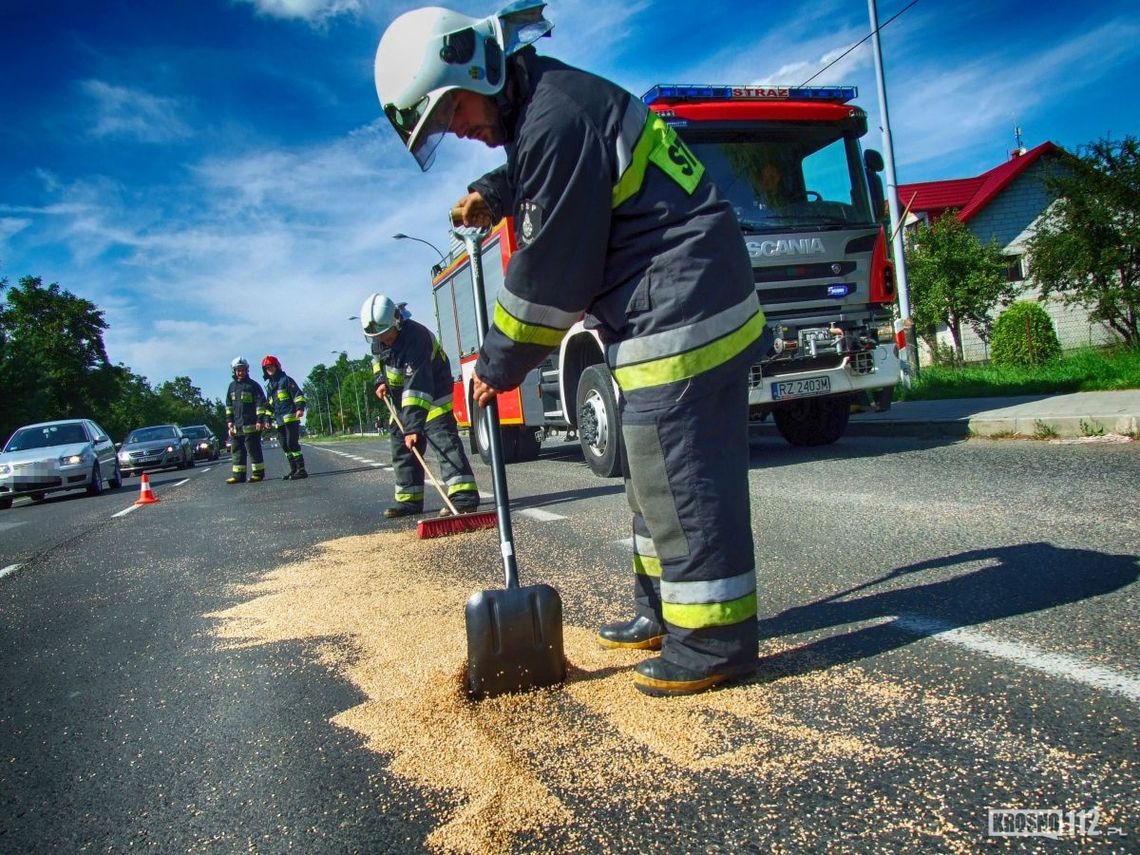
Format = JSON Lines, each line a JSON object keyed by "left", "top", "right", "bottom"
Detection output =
{"left": 1005, "top": 255, "right": 1025, "bottom": 282}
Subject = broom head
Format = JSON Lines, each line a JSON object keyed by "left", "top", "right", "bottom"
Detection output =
{"left": 416, "top": 510, "right": 498, "bottom": 539}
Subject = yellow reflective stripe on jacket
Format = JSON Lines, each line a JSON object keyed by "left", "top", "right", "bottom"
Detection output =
{"left": 426, "top": 400, "right": 454, "bottom": 422}
{"left": 496, "top": 287, "right": 581, "bottom": 333}
{"left": 612, "top": 307, "right": 764, "bottom": 391}
{"left": 403, "top": 393, "right": 431, "bottom": 412}
{"left": 612, "top": 113, "right": 705, "bottom": 209}
{"left": 385, "top": 369, "right": 403, "bottom": 386}
{"left": 493, "top": 301, "right": 567, "bottom": 348}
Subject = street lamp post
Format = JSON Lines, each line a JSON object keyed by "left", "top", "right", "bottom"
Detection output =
{"left": 393, "top": 232, "right": 445, "bottom": 262}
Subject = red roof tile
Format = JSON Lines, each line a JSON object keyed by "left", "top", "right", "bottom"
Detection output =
{"left": 897, "top": 141, "right": 1061, "bottom": 223}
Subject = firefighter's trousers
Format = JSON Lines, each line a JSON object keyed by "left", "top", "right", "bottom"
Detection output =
{"left": 276, "top": 422, "right": 304, "bottom": 466}
{"left": 621, "top": 363, "right": 758, "bottom": 675}
{"left": 390, "top": 414, "right": 478, "bottom": 508}
{"left": 231, "top": 429, "right": 265, "bottom": 478}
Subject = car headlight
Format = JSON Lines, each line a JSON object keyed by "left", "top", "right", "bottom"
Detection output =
{"left": 0, "top": 463, "right": 10, "bottom": 476}
{"left": 199, "top": 441, "right": 210, "bottom": 449}
{"left": 60, "top": 450, "right": 93, "bottom": 466}
{"left": 165, "top": 445, "right": 176, "bottom": 453}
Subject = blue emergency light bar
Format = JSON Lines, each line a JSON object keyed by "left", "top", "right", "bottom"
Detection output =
{"left": 641, "top": 84, "right": 858, "bottom": 105}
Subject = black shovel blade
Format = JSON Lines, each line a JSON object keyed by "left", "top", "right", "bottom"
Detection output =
{"left": 465, "top": 583, "right": 565, "bottom": 700}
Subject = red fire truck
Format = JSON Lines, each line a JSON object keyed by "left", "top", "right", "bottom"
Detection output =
{"left": 429, "top": 83, "right": 900, "bottom": 477}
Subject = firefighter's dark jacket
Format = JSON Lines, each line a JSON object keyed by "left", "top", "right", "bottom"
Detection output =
{"left": 469, "top": 50, "right": 762, "bottom": 409}
{"left": 264, "top": 372, "right": 306, "bottom": 426}
{"left": 226, "top": 376, "right": 268, "bottom": 430}
{"left": 370, "top": 318, "right": 456, "bottom": 435}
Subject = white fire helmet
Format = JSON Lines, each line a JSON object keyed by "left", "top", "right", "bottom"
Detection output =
{"left": 360, "top": 293, "right": 406, "bottom": 337}
{"left": 374, "top": 2, "right": 553, "bottom": 171}
{"left": 231, "top": 356, "right": 249, "bottom": 370}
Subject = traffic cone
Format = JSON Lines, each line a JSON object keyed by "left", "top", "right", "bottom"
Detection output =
{"left": 135, "top": 472, "right": 160, "bottom": 505}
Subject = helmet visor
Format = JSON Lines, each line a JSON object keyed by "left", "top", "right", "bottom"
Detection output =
{"left": 363, "top": 319, "right": 391, "bottom": 337}
{"left": 383, "top": 89, "right": 460, "bottom": 172}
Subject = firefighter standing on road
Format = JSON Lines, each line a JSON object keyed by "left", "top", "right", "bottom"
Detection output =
{"left": 361, "top": 293, "right": 480, "bottom": 519}
{"left": 261, "top": 355, "right": 308, "bottom": 480}
{"left": 225, "top": 356, "right": 269, "bottom": 484}
{"left": 374, "top": 4, "right": 766, "bottom": 696}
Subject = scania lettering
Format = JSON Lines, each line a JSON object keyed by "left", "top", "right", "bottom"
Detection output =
{"left": 428, "top": 83, "right": 900, "bottom": 476}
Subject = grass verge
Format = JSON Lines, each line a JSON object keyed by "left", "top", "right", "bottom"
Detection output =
{"left": 897, "top": 346, "right": 1140, "bottom": 401}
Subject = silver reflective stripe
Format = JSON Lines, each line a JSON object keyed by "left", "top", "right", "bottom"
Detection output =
{"left": 634, "top": 532, "right": 657, "bottom": 557}
{"left": 495, "top": 288, "right": 580, "bottom": 331}
{"left": 404, "top": 383, "right": 433, "bottom": 402}
{"left": 661, "top": 570, "right": 756, "bottom": 605}
{"left": 608, "top": 291, "right": 761, "bottom": 368}
{"left": 613, "top": 98, "right": 648, "bottom": 182}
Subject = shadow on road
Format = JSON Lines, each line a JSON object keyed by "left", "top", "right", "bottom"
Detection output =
{"left": 752, "top": 542, "right": 1139, "bottom": 680}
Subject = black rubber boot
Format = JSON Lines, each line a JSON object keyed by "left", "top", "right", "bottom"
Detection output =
{"left": 282, "top": 459, "right": 296, "bottom": 480}
{"left": 249, "top": 472, "right": 264, "bottom": 483}
{"left": 292, "top": 457, "right": 307, "bottom": 480}
{"left": 226, "top": 474, "right": 245, "bottom": 485}
{"left": 632, "top": 656, "right": 754, "bottom": 697}
{"left": 596, "top": 615, "right": 666, "bottom": 650}
{"left": 384, "top": 504, "right": 423, "bottom": 519}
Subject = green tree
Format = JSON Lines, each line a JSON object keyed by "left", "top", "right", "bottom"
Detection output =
{"left": 0, "top": 276, "right": 117, "bottom": 441}
{"left": 905, "top": 213, "right": 1018, "bottom": 364}
{"left": 1027, "top": 136, "right": 1140, "bottom": 348}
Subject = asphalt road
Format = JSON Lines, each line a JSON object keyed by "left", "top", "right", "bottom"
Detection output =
{"left": 1, "top": 432, "right": 1137, "bottom": 853}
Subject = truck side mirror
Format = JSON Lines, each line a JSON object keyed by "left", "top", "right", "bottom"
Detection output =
{"left": 864, "top": 149, "right": 886, "bottom": 221}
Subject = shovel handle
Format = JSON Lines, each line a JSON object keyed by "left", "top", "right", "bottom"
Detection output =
{"left": 383, "top": 394, "right": 459, "bottom": 517}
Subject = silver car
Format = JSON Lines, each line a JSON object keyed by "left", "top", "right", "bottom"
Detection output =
{"left": 0, "top": 419, "right": 122, "bottom": 510}
{"left": 117, "top": 424, "right": 194, "bottom": 477}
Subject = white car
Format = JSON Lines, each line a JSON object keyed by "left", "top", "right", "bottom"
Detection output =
{"left": 0, "top": 419, "right": 122, "bottom": 510}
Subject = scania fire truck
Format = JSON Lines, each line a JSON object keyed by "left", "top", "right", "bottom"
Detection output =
{"left": 428, "top": 84, "right": 901, "bottom": 477}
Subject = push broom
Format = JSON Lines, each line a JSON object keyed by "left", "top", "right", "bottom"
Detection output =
{"left": 382, "top": 394, "right": 498, "bottom": 539}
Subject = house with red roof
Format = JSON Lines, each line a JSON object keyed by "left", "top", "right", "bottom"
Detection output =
{"left": 896, "top": 141, "right": 1117, "bottom": 361}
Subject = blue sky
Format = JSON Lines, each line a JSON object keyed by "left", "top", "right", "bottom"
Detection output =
{"left": 2, "top": 0, "right": 1138, "bottom": 403}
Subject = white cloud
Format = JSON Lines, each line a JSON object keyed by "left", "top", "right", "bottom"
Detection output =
{"left": 236, "top": 0, "right": 361, "bottom": 23}
{"left": 81, "top": 80, "right": 192, "bottom": 143}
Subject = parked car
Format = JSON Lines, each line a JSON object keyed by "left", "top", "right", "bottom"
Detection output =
{"left": 0, "top": 419, "right": 122, "bottom": 510}
{"left": 180, "top": 424, "right": 221, "bottom": 461}
{"left": 117, "top": 424, "right": 194, "bottom": 477}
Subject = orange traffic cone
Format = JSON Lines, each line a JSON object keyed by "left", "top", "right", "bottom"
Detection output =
{"left": 135, "top": 472, "right": 160, "bottom": 505}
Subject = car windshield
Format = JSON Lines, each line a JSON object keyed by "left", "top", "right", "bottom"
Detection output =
{"left": 181, "top": 427, "right": 209, "bottom": 439}
{"left": 4, "top": 423, "right": 88, "bottom": 451}
{"left": 126, "top": 426, "right": 177, "bottom": 443}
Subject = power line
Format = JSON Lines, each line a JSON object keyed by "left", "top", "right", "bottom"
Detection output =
{"left": 799, "top": 0, "right": 921, "bottom": 87}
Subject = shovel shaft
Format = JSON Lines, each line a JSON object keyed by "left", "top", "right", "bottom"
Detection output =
{"left": 461, "top": 226, "right": 519, "bottom": 590}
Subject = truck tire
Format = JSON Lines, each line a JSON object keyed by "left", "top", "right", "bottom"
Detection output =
{"left": 773, "top": 395, "right": 851, "bottom": 447}
{"left": 472, "top": 400, "right": 520, "bottom": 465}
{"left": 576, "top": 364, "right": 622, "bottom": 478}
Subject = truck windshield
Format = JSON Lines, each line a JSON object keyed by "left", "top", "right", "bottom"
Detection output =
{"left": 686, "top": 124, "right": 876, "bottom": 232}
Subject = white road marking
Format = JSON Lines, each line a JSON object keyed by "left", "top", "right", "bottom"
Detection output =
{"left": 112, "top": 504, "right": 141, "bottom": 518}
{"left": 0, "top": 521, "right": 25, "bottom": 532}
{"left": 896, "top": 614, "right": 1140, "bottom": 703}
{"left": 173, "top": 479, "right": 190, "bottom": 487}
{"left": 0, "top": 563, "right": 23, "bottom": 579}
{"left": 519, "top": 508, "right": 566, "bottom": 522}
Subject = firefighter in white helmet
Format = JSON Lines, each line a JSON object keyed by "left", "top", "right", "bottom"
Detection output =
{"left": 225, "top": 356, "right": 270, "bottom": 484}
{"left": 375, "top": 2, "right": 767, "bottom": 697}
{"left": 360, "top": 293, "right": 480, "bottom": 519}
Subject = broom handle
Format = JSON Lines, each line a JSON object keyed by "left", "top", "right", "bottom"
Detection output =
{"left": 454, "top": 219, "right": 519, "bottom": 590}
{"left": 383, "top": 394, "right": 460, "bottom": 516}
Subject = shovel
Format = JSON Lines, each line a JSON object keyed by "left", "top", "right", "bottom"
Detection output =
{"left": 452, "top": 213, "right": 565, "bottom": 701}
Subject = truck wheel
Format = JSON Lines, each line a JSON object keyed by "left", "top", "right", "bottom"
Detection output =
{"left": 576, "top": 364, "right": 622, "bottom": 478}
{"left": 472, "top": 401, "right": 520, "bottom": 465}
{"left": 773, "top": 395, "right": 851, "bottom": 446}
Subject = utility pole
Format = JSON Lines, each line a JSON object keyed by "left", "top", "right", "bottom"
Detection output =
{"left": 868, "top": 0, "right": 917, "bottom": 380}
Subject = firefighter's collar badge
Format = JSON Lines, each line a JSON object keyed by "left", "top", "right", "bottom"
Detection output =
{"left": 518, "top": 199, "right": 542, "bottom": 246}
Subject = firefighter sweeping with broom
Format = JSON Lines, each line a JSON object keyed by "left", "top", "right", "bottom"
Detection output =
{"left": 360, "top": 293, "right": 482, "bottom": 519}
{"left": 374, "top": 2, "right": 765, "bottom": 696}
